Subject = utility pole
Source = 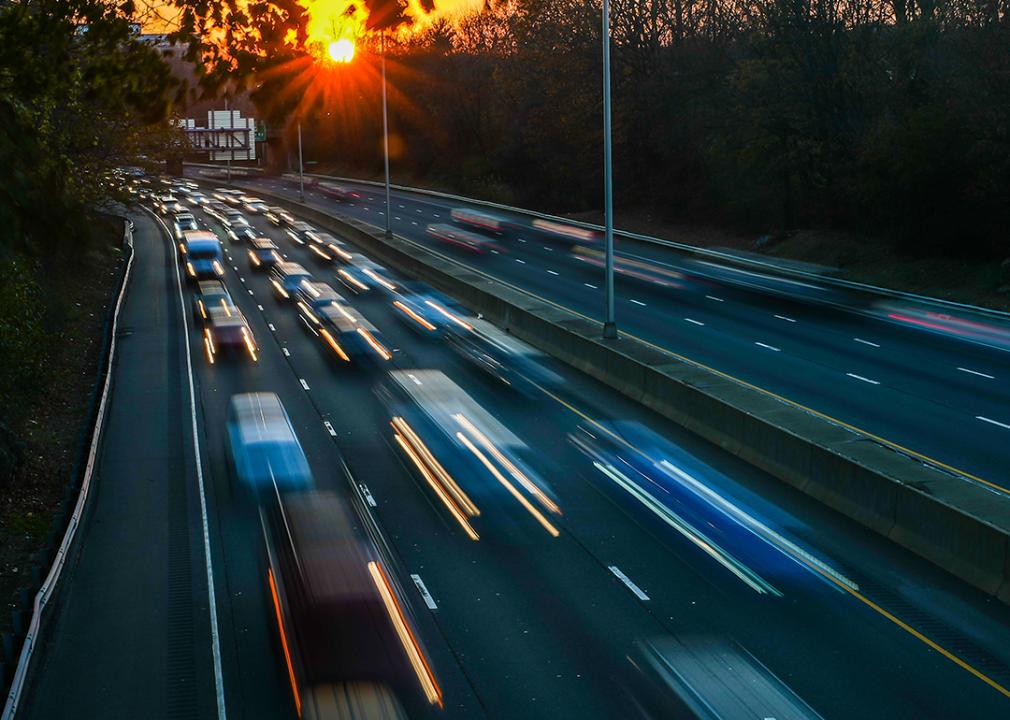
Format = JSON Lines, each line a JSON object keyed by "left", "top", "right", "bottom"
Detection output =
{"left": 601, "top": 0, "right": 617, "bottom": 339}
{"left": 381, "top": 31, "right": 392, "bottom": 238}
{"left": 297, "top": 121, "right": 305, "bottom": 203}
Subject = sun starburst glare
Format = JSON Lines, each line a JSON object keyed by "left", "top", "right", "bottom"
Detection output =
{"left": 328, "top": 37, "right": 355, "bottom": 63}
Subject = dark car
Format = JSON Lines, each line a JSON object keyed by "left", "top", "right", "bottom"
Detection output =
{"left": 269, "top": 261, "right": 313, "bottom": 300}
{"left": 248, "top": 237, "right": 281, "bottom": 270}
{"left": 286, "top": 221, "right": 314, "bottom": 245}
{"left": 193, "top": 279, "right": 238, "bottom": 324}
{"left": 317, "top": 182, "right": 361, "bottom": 202}
{"left": 203, "top": 305, "right": 258, "bottom": 363}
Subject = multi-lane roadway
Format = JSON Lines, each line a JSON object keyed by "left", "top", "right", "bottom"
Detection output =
{"left": 215, "top": 171, "right": 1010, "bottom": 496}
{"left": 15, "top": 190, "right": 1010, "bottom": 719}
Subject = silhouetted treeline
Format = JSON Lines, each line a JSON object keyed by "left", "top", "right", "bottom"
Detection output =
{"left": 296, "top": 0, "right": 1010, "bottom": 257}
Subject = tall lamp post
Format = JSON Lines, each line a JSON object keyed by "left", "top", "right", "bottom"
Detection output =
{"left": 297, "top": 120, "right": 305, "bottom": 203}
{"left": 381, "top": 31, "right": 392, "bottom": 238}
{"left": 601, "top": 0, "right": 617, "bottom": 339}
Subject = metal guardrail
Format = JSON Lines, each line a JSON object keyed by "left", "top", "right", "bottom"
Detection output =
{"left": 185, "top": 162, "right": 1010, "bottom": 322}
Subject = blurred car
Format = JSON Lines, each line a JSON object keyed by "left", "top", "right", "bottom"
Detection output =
{"left": 228, "top": 225, "right": 259, "bottom": 245}
{"left": 173, "top": 212, "right": 198, "bottom": 240}
{"left": 450, "top": 207, "right": 509, "bottom": 235}
{"left": 154, "top": 193, "right": 176, "bottom": 214}
{"left": 261, "top": 490, "right": 429, "bottom": 718}
{"left": 187, "top": 191, "right": 209, "bottom": 207}
{"left": 532, "top": 218, "right": 602, "bottom": 246}
{"left": 317, "top": 182, "right": 361, "bottom": 202}
{"left": 264, "top": 206, "right": 287, "bottom": 226}
{"left": 248, "top": 237, "right": 281, "bottom": 270}
{"left": 203, "top": 305, "right": 258, "bottom": 364}
{"left": 204, "top": 200, "right": 229, "bottom": 221}
{"left": 388, "top": 282, "right": 469, "bottom": 336}
{"left": 222, "top": 207, "right": 250, "bottom": 229}
{"left": 269, "top": 261, "right": 313, "bottom": 300}
{"left": 242, "top": 196, "right": 269, "bottom": 214}
{"left": 192, "top": 279, "right": 238, "bottom": 324}
{"left": 286, "top": 221, "right": 315, "bottom": 245}
{"left": 281, "top": 172, "right": 315, "bottom": 188}
{"left": 297, "top": 297, "right": 392, "bottom": 365}
{"left": 305, "top": 231, "right": 353, "bottom": 264}
{"left": 180, "top": 231, "right": 225, "bottom": 283}
{"left": 227, "top": 393, "right": 312, "bottom": 492}
{"left": 426, "top": 223, "right": 498, "bottom": 253}
{"left": 334, "top": 265, "right": 372, "bottom": 295}
{"left": 296, "top": 281, "right": 343, "bottom": 313}
{"left": 214, "top": 188, "right": 245, "bottom": 206}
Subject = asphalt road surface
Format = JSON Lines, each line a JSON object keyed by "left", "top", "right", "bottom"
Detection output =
{"left": 17, "top": 196, "right": 1010, "bottom": 719}
{"left": 218, "top": 172, "right": 1010, "bottom": 498}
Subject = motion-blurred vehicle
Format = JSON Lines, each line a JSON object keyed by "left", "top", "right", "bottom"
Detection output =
{"left": 269, "top": 261, "right": 313, "bottom": 300}
{"left": 229, "top": 225, "right": 259, "bottom": 245}
{"left": 173, "top": 212, "right": 198, "bottom": 240}
{"left": 626, "top": 636, "right": 823, "bottom": 720}
{"left": 450, "top": 208, "right": 510, "bottom": 235}
{"left": 249, "top": 237, "right": 281, "bottom": 270}
{"left": 286, "top": 221, "right": 315, "bottom": 245}
{"left": 297, "top": 297, "right": 392, "bottom": 365}
{"left": 242, "top": 197, "right": 269, "bottom": 214}
{"left": 215, "top": 188, "right": 245, "bottom": 206}
{"left": 387, "top": 282, "right": 470, "bottom": 338}
{"left": 445, "top": 323, "right": 554, "bottom": 395}
{"left": 264, "top": 206, "right": 287, "bottom": 226}
{"left": 305, "top": 231, "right": 353, "bottom": 265}
{"left": 222, "top": 207, "right": 251, "bottom": 229}
{"left": 532, "top": 218, "right": 602, "bottom": 246}
{"left": 571, "top": 245, "right": 687, "bottom": 289}
{"left": 281, "top": 172, "right": 315, "bottom": 188}
{"left": 158, "top": 194, "right": 184, "bottom": 215}
{"left": 180, "top": 231, "right": 225, "bottom": 283}
{"left": 203, "top": 305, "right": 258, "bottom": 364}
{"left": 227, "top": 393, "right": 313, "bottom": 492}
{"left": 317, "top": 182, "right": 361, "bottom": 202}
{"left": 187, "top": 191, "right": 209, "bottom": 207}
{"left": 261, "top": 490, "right": 434, "bottom": 718}
{"left": 192, "top": 279, "right": 238, "bottom": 325}
{"left": 426, "top": 223, "right": 498, "bottom": 253}
{"left": 204, "top": 200, "right": 229, "bottom": 222}
{"left": 296, "top": 281, "right": 343, "bottom": 312}
{"left": 379, "top": 369, "right": 560, "bottom": 540}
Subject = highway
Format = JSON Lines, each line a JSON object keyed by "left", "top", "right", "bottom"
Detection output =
{"left": 16, "top": 192, "right": 1010, "bottom": 719}
{"left": 211, "top": 170, "right": 1010, "bottom": 495}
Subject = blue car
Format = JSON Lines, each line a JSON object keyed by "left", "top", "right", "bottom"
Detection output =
{"left": 227, "top": 393, "right": 313, "bottom": 492}
{"left": 181, "top": 231, "right": 225, "bottom": 283}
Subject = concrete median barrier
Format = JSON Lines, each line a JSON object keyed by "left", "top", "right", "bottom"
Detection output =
{"left": 225, "top": 183, "right": 1010, "bottom": 603}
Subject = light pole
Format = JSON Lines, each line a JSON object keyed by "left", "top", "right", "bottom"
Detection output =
{"left": 297, "top": 120, "right": 305, "bottom": 203}
{"left": 381, "top": 31, "right": 392, "bottom": 238}
{"left": 601, "top": 0, "right": 617, "bottom": 339}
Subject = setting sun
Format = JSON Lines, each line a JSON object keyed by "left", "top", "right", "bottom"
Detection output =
{"left": 327, "top": 38, "right": 355, "bottom": 63}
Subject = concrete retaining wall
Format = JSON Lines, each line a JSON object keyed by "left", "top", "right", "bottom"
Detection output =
{"left": 234, "top": 186, "right": 1010, "bottom": 603}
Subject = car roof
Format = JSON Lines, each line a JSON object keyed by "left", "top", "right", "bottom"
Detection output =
{"left": 274, "top": 262, "right": 310, "bottom": 276}
{"left": 252, "top": 237, "right": 277, "bottom": 249}
{"left": 230, "top": 393, "right": 298, "bottom": 445}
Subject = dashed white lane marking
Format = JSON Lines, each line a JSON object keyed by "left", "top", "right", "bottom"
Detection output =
{"left": 755, "top": 342, "right": 780, "bottom": 352}
{"left": 518, "top": 238, "right": 527, "bottom": 243}
{"left": 407, "top": 373, "right": 423, "bottom": 385}
{"left": 416, "top": 209, "right": 422, "bottom": 213}
{"left": 774, "top": 315, "right": 796, "bottom": 323}
{"left": 324, "top": 421, "right": 337, "bottom": 436}
{"left": 411, "top": 574, "right": 438, "bottom": 610}
{"left": 958, "top": 367, "right": 995, "bottom": 380}
{"left": 685, "top": 318, "right": 705, "bottom": 326}
{"left": 846, "top": 373, "right": 880, "bottom": 385}
{"left": 395, "top": 216, "right": 401, "bottom": 221}
{"left": 516, "top": 259, "right": 526, "bottom": 264}
{"left": 299, "top": 378, "right": 310, "bottom": 390}
{"left": 398, "top": 204, "right": 405, "bottom": 209}
{"left": 282, "top": 348, "right": 290, "bottom": 357}
{"left": 232, "top": 265, "right": 238, "bottom": 271}
{"left": 543, "top": 246, "right": 553, "bottom": 251}
{"left": 359, "top": 483, "right": 377, "bottom": 507}
{"left": 433, "top": 213, "right": 440, "bottom": 218}
{"left": 854, "top": 337, "right": 880, "bottom": 348}
{"left": 247, "top": 289, "right": 254, "bottom": 296}
{"left": 490, "top": 249, "right": 500, "bottom": 254}
{"left": 411, "top": 221, "right": 418, "bottom": 226}
{"left": 706, "top": 295, "right": 724, "bottom": 302}
{"left": 630, "top": 299, "right": 647, "bottom": 306}
{"left": 239, "top": 277, "right": 245, "bottom": 283}
{"left": 608, "top": 566, "right": 650, "bottom": 601}
{"left": 977, "top": 416, "right": 1010, "bottom": 430}
{"left": 585, "top": 283, "right": 598, "bottom": 289}
{"left": 257, "top": 304, "right": 264, "bottom": 311}
{"left": 268, "top": 323, "right": 276, "bottom": 332}
{"left": 547, "top": 270, "right": 560, "bottom": 276}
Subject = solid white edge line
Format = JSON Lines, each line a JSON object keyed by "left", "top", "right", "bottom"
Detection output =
{"left": 608, "top": 565, "right": 650, "bottom": 601}
{"left": 410, "top": 574, "right": 438, "bottom": 610}
{"left": 162, "top": 211, "right": 229, "bottom": 720}
{"left": 977, "top": 416, "right": 1010, "bottom": 430}
{"left": 324, "top": 421, "right": 337, "bottom": 436}
{"left": 846, "top": 373, "right": 880, "bottom": 385}
{"left": 958, "top": 367, "right": 994, "bottom": 380}
{"left": 2, "top": 219, "right": 137, "bottom": 720}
